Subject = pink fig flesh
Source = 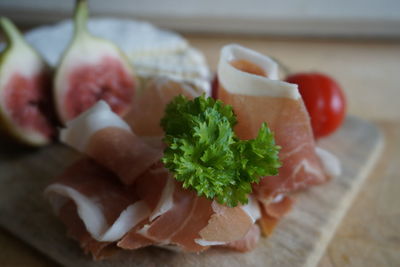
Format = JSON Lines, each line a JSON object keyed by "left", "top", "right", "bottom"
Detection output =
{"left": 64, "top": 56, "right": 135, "bottom": 121}
{"left": 4, "top": 71, "right": 55, "bottom": 139}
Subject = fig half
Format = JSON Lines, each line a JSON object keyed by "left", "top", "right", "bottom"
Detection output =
{"left": 0, "top": 17, "right": 55, "bottom": 146}
{"left": 54, "top": 0, "right": 136, "bottom": 123}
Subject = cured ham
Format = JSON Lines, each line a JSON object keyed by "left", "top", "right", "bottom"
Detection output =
{"left": 45, "top": 44, "right": 341, "bottom": 259}
{"left": 58, "top": 202, "right": 113, "bottom": 260}
{"left": 134, "top": 180, "right": 212, "bottom": 252}
{"left": 123, "top": 77, "right": 202, "bottom": 137}
{"left": 258, "top": 195, "right": 294, "bottom": 236}
{"left": 45, "top": 158, "right": 150, "bottom": 259}
{"left": 121, "top": 175, "right": 256, "bottom": 252}
{"left": 60, "top": 101, "right": 162, "bottom": 185}
{"left": 47, "top": 99, "right": 259, "bottom": 258}
{"left": 223, "top": 224, "right": 261, "bottom": 252}
{"left": 216, "top": 44, "right": 329, "bottom": 200}
{"left": 214, "top": 44, "right": 341, "bottom": 235}
{"left": 196, "top": 201, "right": 255, "bottom": 246}
{"left": 46, "top": 159, "right": 257, "bottom": 257}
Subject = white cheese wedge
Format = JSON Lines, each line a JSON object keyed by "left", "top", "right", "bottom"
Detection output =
{"left": 18, "top": 18, "right": 210, "bottom": 93}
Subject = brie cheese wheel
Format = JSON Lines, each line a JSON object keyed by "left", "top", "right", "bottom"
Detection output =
{"left": 13, "top": 18, "right": 211, "bottom": 93}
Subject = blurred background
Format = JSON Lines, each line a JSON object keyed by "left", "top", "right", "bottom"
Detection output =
{"left": 1, "top": 0, "right": 400, "bottom": 38}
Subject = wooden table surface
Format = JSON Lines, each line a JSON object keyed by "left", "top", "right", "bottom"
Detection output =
{"left": 0, "top": 33, "right": 399, "bottom": 267}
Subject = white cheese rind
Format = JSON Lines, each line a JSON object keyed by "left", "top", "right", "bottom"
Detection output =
{"left": 24, "top": 18, "right": 188, "bottom": 67}
{"left": 218, "top": 44, "right": 300, "bottom": 99}
{"left": 21, "top": 18, "right": 211, "bottom": 94}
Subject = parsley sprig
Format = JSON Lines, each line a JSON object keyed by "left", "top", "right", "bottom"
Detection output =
{"left": 161, "top": 95, "right": 281, "bottom": 207}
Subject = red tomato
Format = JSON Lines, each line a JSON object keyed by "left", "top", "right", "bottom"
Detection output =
{"left": 285, "top": 73, "right": 346, "bottom": 138}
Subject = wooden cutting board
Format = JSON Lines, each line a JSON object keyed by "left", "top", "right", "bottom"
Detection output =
{"left": 0, "top": 116, "right": 383, "bottom": 267}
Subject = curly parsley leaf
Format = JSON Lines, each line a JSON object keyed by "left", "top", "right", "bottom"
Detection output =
{"left": 161, "top": 94, "right": 281, "bottom": 207}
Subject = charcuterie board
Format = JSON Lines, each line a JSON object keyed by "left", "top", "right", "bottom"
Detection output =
{"left": 0, "top": 116, "right": 383, "bottom": 267}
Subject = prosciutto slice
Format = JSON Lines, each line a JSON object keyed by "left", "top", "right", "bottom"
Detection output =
{"left": 47, "top": 158, "right": 258, "bottom": 256}
{"left": 47, "top": 45, "right": 342, "bottom": 256}
{"left": 60, "top": 101, "right": 162, "bottom": 185}
{"left": 45, "top": 158, "right": 151, "bottom": 259}
{"left": 124, "top": 77, "right": 202, "bottom": 137}
{"left": 258, "top": 195, "right": 294, "bottom": 236}
{"left": 48, "top": 100, "right": 260, "bottom": 257}
{"left": 121, "top": 175, "right": 257, "bottom": 252}
{"left": 223, "top": 224, "right": 261, "bottom": 252}
{"left": 58, "top": 202, "right": 114, "bottom": 260}
{"left": 216, "top": 44, "right": 329, "bottom": 200}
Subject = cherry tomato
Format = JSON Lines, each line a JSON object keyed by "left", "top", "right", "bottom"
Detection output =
{"left": 285, "top": 72, "right": 346, "bottom": 139}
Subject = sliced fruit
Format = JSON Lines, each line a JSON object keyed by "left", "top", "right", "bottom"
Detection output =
{"left": 0, "top": 17, "right": 55, "bottom": 146}
{"left": 54, "top": 0, "right": 136, "bottom": 123}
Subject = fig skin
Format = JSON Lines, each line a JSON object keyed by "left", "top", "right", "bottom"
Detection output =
{"left": 53, "top": 0, "right": 137, "bottom": 124}
{"left": 0, "top": 17, "right": 56, "bottom": 146}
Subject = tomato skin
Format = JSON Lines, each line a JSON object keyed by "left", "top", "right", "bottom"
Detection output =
{"left": 285, "top": 73, "right": 346, "bottom": 138}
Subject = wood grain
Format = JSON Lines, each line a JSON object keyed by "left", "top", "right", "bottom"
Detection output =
{"left": 318, "top": 121, "right": 400, "bottom": 267}
{"left": 0, "top": 116, "right": 383, "bottom": 267}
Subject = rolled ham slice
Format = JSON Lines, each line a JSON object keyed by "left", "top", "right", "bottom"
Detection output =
{"left": 119, "top": 164, "right": 260, "bottom": 252}
{"left": 223, "top": 224, "right": 261, "bottom": 252}
{"left": 57, "top": 202, "right": 114, "bottom": 260}
{"left": 46, "top": 74, "right": 294, "bottom": 258}
{"left": 217, "top": 44, "right": 328, "bottom": 200}
{"left": 60, "top": 101, "right": 162, "bottom": 185}
{"left": 122, "top": 178, "right": 256, "bottom": 252}
{"left": 258, "top": 195, "right": 294, "bottom": 236}
{"left": 45, "top": 158, "right": 151, "bottom": 259}
{"left": 195, "top": 201, "right": 255, "bottom": 246}
{"left": 52, "top": 130, "right": 259, "bottom": 255}
{"left": 123, "top": 77, "right": 202, "bottom": 137}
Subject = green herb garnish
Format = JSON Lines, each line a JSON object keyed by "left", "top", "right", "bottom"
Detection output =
{"left": 161, "top": 95, "right": 281, "bottom": 207}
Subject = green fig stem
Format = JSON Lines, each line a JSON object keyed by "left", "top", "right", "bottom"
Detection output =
{"left": 0, "top": 17, "right": 25, "bottom": 48}
{"left": 74, "top": 0, "right": 89, "bottom": 37}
